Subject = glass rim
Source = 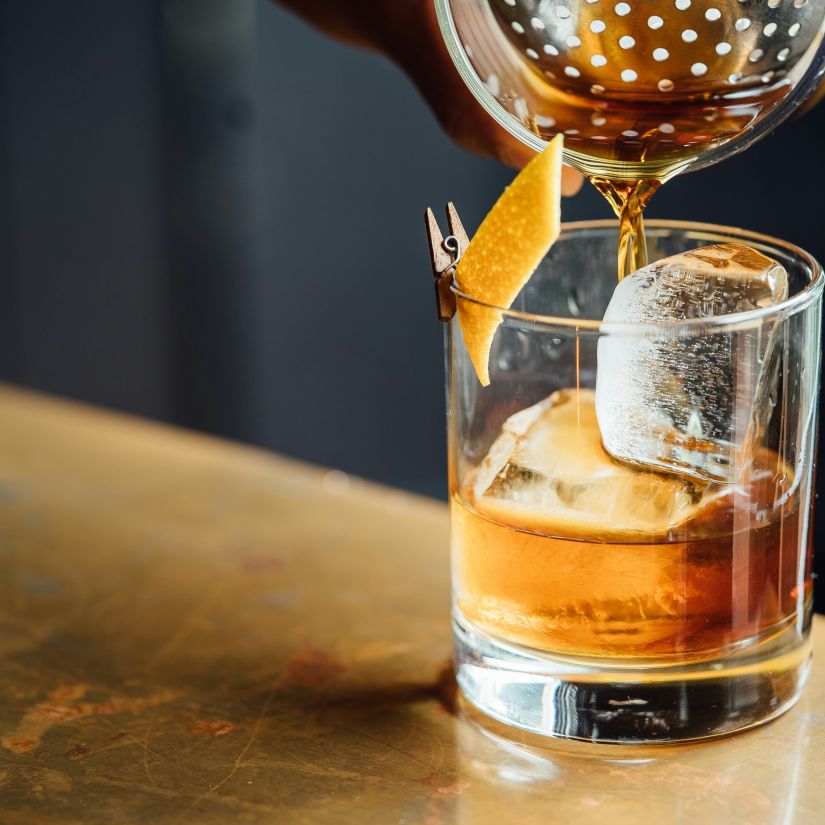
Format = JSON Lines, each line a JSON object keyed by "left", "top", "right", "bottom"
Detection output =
{"left": 449, "top": 219, "right": 825, "bottom": 334}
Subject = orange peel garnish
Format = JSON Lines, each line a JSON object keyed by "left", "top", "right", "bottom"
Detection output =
{"left": 455, "top": 135, "right": 563, "bottom": 386}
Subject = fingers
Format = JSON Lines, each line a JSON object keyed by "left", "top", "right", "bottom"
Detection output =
{"left": 562, "top": 166, "right": 585, "bottom": 196}
{"left": 387, "top": 2, "right": 584, "bottom": 195}
{"left": 800, "top": 76, "right": 825, "bottom": 115}
{"left": 490, "top": 131, "right": 537, "bottom": 170}
{"left": 490, "top": 129, "right": 584, "bottom": 194}
{"left": 279, "top": 0, "right": 587, "bottom": 196}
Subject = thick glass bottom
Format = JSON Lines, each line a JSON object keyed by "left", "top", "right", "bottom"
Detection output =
{"left": 453, "top": 610, "right": 812, "bottom": 744}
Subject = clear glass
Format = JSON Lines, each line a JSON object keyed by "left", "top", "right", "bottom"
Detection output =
{"left": 448, "top": 220, "right": 822, "bottom": 744}
{"left": 436, "top": 0, "right": 825, "bottom": 182}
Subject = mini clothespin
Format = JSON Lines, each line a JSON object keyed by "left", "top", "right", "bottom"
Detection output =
{"left": 424, "top": 202, "right": 470, "bottom": 322}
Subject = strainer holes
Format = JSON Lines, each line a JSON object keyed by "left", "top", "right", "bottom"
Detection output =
{"left": 716, "top": 42, "right": 732, "bottom": 55}
{"left": 777, "top": 47, "right": 790, "bottom": 61}
{"left": 591, "top": 54, "right": 608, "bottom": 66}
{"left": 544, "top": 44, "right": 560, "bottom": 55}
{"left": 789, "top": 23, "right": 801, "bottom": 36}
{"left": 619, "top": 35, "right": 636, "bottom": 48}
{"left": 705, "top": 8, "right": 721, "bottom": 21}
{"left": 564, "top": 66, "right": 581, "bottom": 77}
{"left": 526, "top": 48, "right": 539, "bottom": 59}
{"left": 691, "top": 62, "right": 708, "bottom": 76}
{"left": 648, "top": 15, "right": 664, "bottom": 29}
{"left": 591, "top": 84, "right": 606, "bottom": 94}
{"left": 675, "top": 0, "right": 691, "bottom": 9}
{"left": 658, "top": 78, "right": 674, "bottom": 91}
{"left": 621, "top": 68, "right": 638, "bottom": 81}
{"left": 735, "top": 18, "right": 751, "bottom": 31}
{"left": 566, "top": 35, "right": 582, "bottom": 47}
{"left": 530, "top": 17, "right": 546, "bottom": 31}
{"left": 659, "top": 122, "right": 676, "bottom": 133}
{"left": 590, "top": 20, "right": 606, "bottom": 33}
{"left": 768, "top": 0, "right": 781, "bottom": 7}
{"left": 556, "top": 5, "right": 571, "bottom": 18}
{"left": 682, "top": 29, "right": 698, "bottom": 42}
{"left": 763, "top": 22, "right": 777, "bottom": 36}
{"left": 511, "top": 21, "right": 525, "bottom": 34}
{"left": 614, "top": 3, "right": 631, "bottom": 16}
{"left": 653, "top": 48, "right": 670, "bottom": 61}
{"left": 748, "top": 48, "right": 764, "bottom": 62}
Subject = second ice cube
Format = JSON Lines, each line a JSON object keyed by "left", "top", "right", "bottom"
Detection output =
{"left": 596, "top": 243, "right": 788, "bottom": 483}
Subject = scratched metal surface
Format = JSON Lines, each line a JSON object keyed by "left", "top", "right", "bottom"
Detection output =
{"left": 0, "top": 385, "right": 823, "bottom": 824}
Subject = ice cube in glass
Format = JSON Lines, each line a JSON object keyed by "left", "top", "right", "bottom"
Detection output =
{"left": 595, "top": 244, "right": 788, "bottom": 482}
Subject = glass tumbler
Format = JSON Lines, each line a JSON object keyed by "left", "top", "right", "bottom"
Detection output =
{"left": 447, "top": 220, "right": 822, "bottom": 744}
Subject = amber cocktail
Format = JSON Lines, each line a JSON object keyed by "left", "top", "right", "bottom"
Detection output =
{"left": 447, "top": 221, "right": 822, "bottom": 743}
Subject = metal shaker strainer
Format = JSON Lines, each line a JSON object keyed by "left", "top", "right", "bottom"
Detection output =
{"left": 436, "top": 0, "right": 825, "bottom": 179}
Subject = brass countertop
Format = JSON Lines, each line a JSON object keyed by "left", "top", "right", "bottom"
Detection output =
{"left": 0, "top": 385, "right": 822, "bottom": 824}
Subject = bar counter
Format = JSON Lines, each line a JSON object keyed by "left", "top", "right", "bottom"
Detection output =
{"left": 0, "top": 385, "right": 822, "bottom": 824}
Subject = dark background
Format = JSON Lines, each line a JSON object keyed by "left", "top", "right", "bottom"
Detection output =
{"left": 1, "top": 1, "right": 823, "bottom": 600}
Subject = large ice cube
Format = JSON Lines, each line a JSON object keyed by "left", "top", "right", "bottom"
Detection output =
{"left": 473, "top": 388, "right": 713, "bottom": 539}
{"left": 595, "top": 244, "right": 788, "bottom": 483}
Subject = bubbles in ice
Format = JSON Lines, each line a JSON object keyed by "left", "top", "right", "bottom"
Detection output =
{"left": 595, "top": 244, "right": 788, "bottom": 483}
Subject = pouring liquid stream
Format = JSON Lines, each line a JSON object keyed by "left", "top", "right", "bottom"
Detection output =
{"left": 485, "top": 0, "right": 819, "bottom": 280}
{"left": 536, "top": 87, "right": 788, "bottom": 281}
{"left": 589, "top": 177, "right": 661, "bottom": 280}
{"left": 529, "top": 86, "right": 780, "bottom": 281}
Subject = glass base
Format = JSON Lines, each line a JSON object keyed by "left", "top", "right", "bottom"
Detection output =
{"left": 453, "top": 610, "right": 812, "bottom": 744}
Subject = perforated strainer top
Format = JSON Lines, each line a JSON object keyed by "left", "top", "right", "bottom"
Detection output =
{"left": 439, "top": 0, "right": 825, "bottom": 178}
{"left": 492, "top": 0, "right": 824, "bottom": 96}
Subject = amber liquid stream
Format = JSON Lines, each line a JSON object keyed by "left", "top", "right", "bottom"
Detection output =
{"left": 519, "top": 74, "right": 790, "bottom": 278}
{"left": 488, "top": 0, "right": 798, "bottom": 278}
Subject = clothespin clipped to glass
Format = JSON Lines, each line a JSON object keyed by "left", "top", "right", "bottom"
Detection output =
{"left": 424, "top": 202, "right": 469, "bottom": 322}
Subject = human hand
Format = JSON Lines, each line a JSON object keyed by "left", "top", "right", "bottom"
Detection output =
{"left": 276, "top": 0, "right": 584, "bottom": 194}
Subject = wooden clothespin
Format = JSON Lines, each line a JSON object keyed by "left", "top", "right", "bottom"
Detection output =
{"left": 424, "top": 202, "right": 470, "bottom": 323}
